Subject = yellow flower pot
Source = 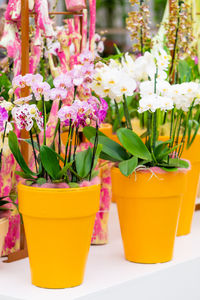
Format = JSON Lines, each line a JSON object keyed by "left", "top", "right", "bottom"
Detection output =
{"left": 0, "top": 218, "right": 9, "bottom": 256}
{"left": 18, "top": 183, "right": 100, "bottom": 289}
{"left": 111, "top": 167, "right": 187, "bottom": 263}
{"left": 177, "top": 135, "right": 200, "bottom": 236}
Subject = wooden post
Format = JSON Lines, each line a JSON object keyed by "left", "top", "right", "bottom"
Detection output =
{"left": 20, "top": 0, "right": 30, "bottom": 164}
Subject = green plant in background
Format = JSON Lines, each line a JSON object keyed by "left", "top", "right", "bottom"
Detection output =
{"left": 96, "top": 0, "right": 127, "bottom": 28}
{"left": 154, "top": 0, "right": 167, "bottom": 23}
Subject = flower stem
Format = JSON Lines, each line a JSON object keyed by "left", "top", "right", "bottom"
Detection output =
{"left": 64, "top": 122, "right": 72, "bottom": 166}
{"left": 89, "top": 122, "right": 99, "bottom": 181}
{"left": 123, "top": 95, "right": 132, "bottom": 130}
{"left": 42, "top": 96, "right": 46, "bottom": 146}
{"left": 30, "top": 129, "right": 38, "bottom": 173}
{"left": 114, "top": 100, "right": 122, "bottom": 129}
{"left": 68, "top": 126, "right": 74, "bottom": 163}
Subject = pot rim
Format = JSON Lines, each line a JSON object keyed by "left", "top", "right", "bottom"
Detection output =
{"left": 18, "top": 182, "right": 100, "bottom": 193}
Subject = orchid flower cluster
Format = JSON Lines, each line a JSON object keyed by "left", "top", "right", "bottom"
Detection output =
{"left": 8, "top": 52, "right": 108, "bottom": 186}
{"left": 58, "top": 97, "right": 108, "bottom": 128}
{"left": 84, "top": 47, "right": 198, "bottom": 176}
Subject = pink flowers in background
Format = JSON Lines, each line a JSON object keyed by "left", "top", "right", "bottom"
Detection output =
{"left": 49, "top": 88, "right": 68, "bottom": 101}
{"left": 32, "top": 82, "right": 51, "bottom": 101}
{"left": 12, "top": 74, "right": 44, "bottom": 89}
{"left": 65, "top": 0, "right": 86, "bottom": 11}
{"left": 0, "top": 107, "right": 8, "bottom": 132}
{"left": 54, "top": 74, "right": 72, "bottom": 90}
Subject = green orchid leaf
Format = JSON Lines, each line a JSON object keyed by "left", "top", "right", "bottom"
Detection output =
{"left": 83, "top": 126, "right": 106, "bottom": 141}
{"left": 93, "top": 136, "right": 130, "bottom": 162}
{"left": 117, "top": 128, "right": 152, "bottom": 160}
{"left": 40, "top": 145, "right": 61, "bottom": 180}
{"left": 187, "top": 119, "right": 199, "bottom": 149}
{"left": 57, "top": 161, "right": 73, "bottom": 179}
{"left": 161, "top": 167, "right": 178, "bottom": 172}
{"left": 169, "top": 158, "right": 189, "bottom": 169}
{"left": 119, "top": 156, "right": 138, "bottom": 177}
{"left": 8, "top": 132, "right": 38, "bottom": 177}
{"left": 156, "top": 143, "right": 181, "bottom": 161}
{"left": 15, "top": 171, "right": 35, "bottom": 180}
{"left": 93, "top": 144, "right": 103, "bottom": 169}
{"left": 90, "top": 169, "right": 99, "bottom": 179}
{"left": 76, "top": 147, "right": 93, "bottom": 178}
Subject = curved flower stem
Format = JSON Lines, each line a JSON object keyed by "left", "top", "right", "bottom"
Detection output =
{"left": 42, "top": 96, "right": 46, "bottom": 146}
{"left": 34, "top": 127, "right": 40, "bottom": 151}
{"left": 114, "top": 100, "right": 122, "bottom": 129}
{"left": 147, "top": 111, "right": 151, "bottom": 146}
{"left": 30, "top": 129, "right": 38, "bottom": 173}
{"left": 68, "top": 126, "right": 74, "bottom": 163}
{"left": 64, "top": 122, "right": 72, "bottom": 166}
{"left": 150, "top": 112, "right": 157, "bottom": 163}
{"left": 89, "top": 122, "right": 99, "bottom": 181}
{"left": 175, "top": 111, "right": 183, "bottom": 158}
{"left": 58, "top": 100, "right": 62, "bottom": 155}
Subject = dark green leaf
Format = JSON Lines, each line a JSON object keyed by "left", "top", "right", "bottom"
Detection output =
{"left": 15, "top": 171, "right": 35, "bottom": 180}
{"left": 83, "top": 126, "right": 106, "bottom": 141}
{"left": 93, "top": 144, "right": 103, "bottom": 169}
{"left": 169, "top": 158, "right": 189, "bottom": 169}
{"left": 57, "top": 161, "right": 73, "bottom": 179}
{"left": 117, "top": 128, "right": 151, "bottom": 160}
{"left": 76, "top": 147, "right": 93, "bottom": 178}
{"left": 8, "top": 132, "right": 37, "bottom": 177}
{"left": 40, "top": 145, "right": 61, "bottom": 180}
{"left": 94, "top": 136, "right": 130, "bottom": 162}
{"left": 187, "top": 119, "right": 199, "bottom": 149}
{"left": 119, "top": 156, "right": 138, "bottom": 176}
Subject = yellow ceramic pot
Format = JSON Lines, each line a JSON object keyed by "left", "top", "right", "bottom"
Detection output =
{"left": 18, "top": 183, "right": 100, "bottom": 289}
{"left": 0, "top": 218, "right": 9, "bottom": 256}
{"left": 177, "top": 135, "right": 200, "bottom": 236}
{"left": 111, "top": 167, "right": 187, "bottom": 263}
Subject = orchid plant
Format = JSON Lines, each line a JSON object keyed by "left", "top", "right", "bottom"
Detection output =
{"left": 8, "top": 52, "right": 107, "bottom": 187}
{"left": 84, "top": 48, "right": 200, "bottom": 176}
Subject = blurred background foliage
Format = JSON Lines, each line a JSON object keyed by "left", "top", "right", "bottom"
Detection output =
{"left": 95, "top": 0, "right": 168, "bottom": 55}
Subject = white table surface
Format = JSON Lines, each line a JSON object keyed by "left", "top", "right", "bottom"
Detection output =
{"left": 0, "top": 203, "right": 200, "bottom": 300}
